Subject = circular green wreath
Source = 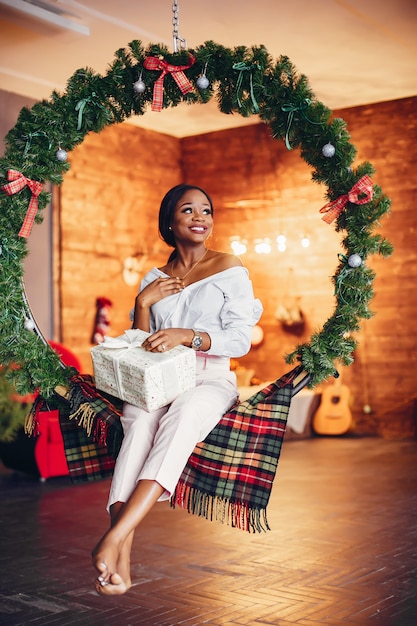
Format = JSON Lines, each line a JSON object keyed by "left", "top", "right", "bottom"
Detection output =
{"left": 0, "top": 40, "right": 393, "bottom": 399}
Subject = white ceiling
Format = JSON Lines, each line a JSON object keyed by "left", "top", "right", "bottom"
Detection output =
{"left": 0, "top": 0, "right": 416, "bottom": 137}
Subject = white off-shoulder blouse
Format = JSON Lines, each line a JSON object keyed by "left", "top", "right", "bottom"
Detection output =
{"left": 138, "top": 266, "right": 263, "bottom": 358}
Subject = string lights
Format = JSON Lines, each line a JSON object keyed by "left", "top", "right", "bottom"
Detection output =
{"left": 230, "top": 233, "right": 310, "bottom": 255}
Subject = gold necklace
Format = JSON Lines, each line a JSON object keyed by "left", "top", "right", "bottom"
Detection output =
{"left": 169, "top": 248, "right": 208, "bottom": 280}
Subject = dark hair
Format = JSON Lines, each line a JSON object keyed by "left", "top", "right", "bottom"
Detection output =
{"left": 158, "top": 184, "right": 214, "bottom": 257}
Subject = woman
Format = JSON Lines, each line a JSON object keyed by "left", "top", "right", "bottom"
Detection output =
{"left": 92, "top": 183, "right": 262, "bottom": 595}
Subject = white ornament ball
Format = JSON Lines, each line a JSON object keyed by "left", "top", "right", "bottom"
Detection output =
{"left": 133, "top": 79, "right": 146, "bottom": 94}
{"left": 322, "top": 142, "right": 336, "bottom": 157}
{"left": 24, "top": 318, "right": 35, "bottom": 331}
{"left": 56, "top": 148, "right": 68, "bottom": 162}
{"left": 196, "top": 74, "right": 210, "bottom": 90}
{"left": 348, "top": 253, "right": 362, "bottom": 268}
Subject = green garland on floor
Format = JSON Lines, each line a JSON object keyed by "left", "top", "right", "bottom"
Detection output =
{"left": 0, "top": 39, "right": 393, "bottom": 398}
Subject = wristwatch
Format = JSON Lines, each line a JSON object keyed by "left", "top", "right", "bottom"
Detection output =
{"left": 191, "top": 330, "right": 203, "bottom": 351}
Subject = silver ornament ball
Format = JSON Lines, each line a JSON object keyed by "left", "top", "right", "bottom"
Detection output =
{"left": 56, "top": 148, "right": 68, "bottom": 162}
{"left": 322, "top": 142, "right": 336, "bottom": 158}
{"left": 348, "top": 253, "right": 362, "bottom": 268}
{"left": 133, "top": 79, "right": 146, "bottom": 94}
{"left": 196, "top": 75, "right": 209, "bottom": 90}
{"left": 24, "top": 318, "right": 35, "bottom": 331}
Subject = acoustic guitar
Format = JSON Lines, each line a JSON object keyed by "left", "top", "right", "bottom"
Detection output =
{"left": 313, "top": 374, "right": 352, "bottom": 435}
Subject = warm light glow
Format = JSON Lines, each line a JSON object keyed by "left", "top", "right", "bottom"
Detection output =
{"left": 276, "top": 234, "right": 286, "bottom": 252}
{"left": 254, "top": 238, "right": 272, "bottom": 254}
{"left": 251, "top": 324, "right": 264, "bottom": 346}
{"left": 229, "top": 232, "right": 312, "bottom": 254}
{"left": 230, "top": 238, "right": 247, "bottom": 255}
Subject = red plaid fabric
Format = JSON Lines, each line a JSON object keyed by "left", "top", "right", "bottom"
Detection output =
{"left": 171, "top": 367, "right": 301, "bottom": 532}
{"left": 1, "top": 169, "right": 43, "bottom": 238}
{"left": 143, "top": 54, "right": 195, "bottom": 112}
{"left": 320, "top": 175, "right": 374, "bottom": 224}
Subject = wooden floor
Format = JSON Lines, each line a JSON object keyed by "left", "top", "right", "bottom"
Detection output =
{"left": 0, "top": 436, "right": 416, "bottom": 626}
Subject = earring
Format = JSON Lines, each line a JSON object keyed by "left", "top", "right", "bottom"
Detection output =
{"left": 168, "top": 226, "right": 172, "bottom": 231}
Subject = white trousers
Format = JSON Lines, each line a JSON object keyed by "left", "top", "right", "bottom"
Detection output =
{"left": 107, "top": 354, "right": 238, "bottom": 511}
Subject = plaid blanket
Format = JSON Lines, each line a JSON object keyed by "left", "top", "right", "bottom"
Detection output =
{"left": 57, "top": 367, "right": 301, "bottom": 532}
{"left": 172, "top": 369, "right": 295, "bottom": 532}
{"left": 58, "top": 375, "right": 122, "bottom": 482}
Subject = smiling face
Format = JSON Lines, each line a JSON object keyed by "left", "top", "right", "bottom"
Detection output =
{"left": 170, "top": 188, "right": 213, "bottom": 246}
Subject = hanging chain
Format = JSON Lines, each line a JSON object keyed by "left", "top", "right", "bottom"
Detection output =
{"left": 172, "top": 0, "right": 187, "bottom": 52}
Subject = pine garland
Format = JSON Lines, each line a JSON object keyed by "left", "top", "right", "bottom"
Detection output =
{"left": 0, "top": 40, "right": 393, "bottom": 398}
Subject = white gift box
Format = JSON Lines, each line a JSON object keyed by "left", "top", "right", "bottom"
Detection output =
{"left": 90, "top": 329, "right": 196, "bottom": 411}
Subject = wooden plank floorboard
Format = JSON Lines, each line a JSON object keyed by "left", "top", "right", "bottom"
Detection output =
{"left": 0, "top": 437, "right": 416, "bottom": 626}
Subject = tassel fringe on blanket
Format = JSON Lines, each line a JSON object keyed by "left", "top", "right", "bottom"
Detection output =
{"left": 172, "top": 485, "right": 270, "bottom": 533}
{"left": 27, "top": 367, "right": 302, "bottom": 532}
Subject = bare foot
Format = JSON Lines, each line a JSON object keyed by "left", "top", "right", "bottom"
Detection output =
{"left": 95, "top": 571, "right": 131, "bottom": 596}
{"left": 92, "top": 532, "right": 132, "bottom": 596}
{"left": 92, "top": 531, "right": 120, "bottom": 582}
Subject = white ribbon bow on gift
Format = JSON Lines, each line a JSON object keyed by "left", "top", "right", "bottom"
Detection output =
{"left": 100, "top": 329, "right": 148, "bottom": 350}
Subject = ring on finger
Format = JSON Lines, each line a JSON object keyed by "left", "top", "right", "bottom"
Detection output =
{"left": 161, "top": 343, "right": 166, "bottom": 351}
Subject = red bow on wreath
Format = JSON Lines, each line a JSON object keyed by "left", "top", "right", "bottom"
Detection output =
{"left": 1, "top": 169, "right": 43, "bottom": 238}
{"left": 143, "top": 54, "right": 195, "bottom": 112}
{"left": 320, "top": 175, "right": 374, "bottom": 224}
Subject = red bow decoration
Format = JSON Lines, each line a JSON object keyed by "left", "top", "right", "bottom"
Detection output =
{"left": 143, "top": 54, "right": 195, "bottom": 112}
{"left": 320, "top": 175, "right": 374, "bottom": 224}
{"left": 1, "top": 169, "right": 43, "bottom": 238}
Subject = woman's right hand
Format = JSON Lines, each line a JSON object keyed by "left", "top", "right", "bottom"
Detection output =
{"left": 136, "top": 276, "right": 183, "bottom": 310}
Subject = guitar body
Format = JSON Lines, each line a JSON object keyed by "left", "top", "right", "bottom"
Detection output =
{"left": 313, "top": 379, "right": 352, "bottom": 435}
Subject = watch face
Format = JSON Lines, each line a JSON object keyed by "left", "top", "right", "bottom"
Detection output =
{"left": 192, "top": 333, "right": 203, "bottom": 350}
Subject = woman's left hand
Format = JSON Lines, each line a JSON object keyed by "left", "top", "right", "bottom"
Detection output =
{"left": 142, "top": 328, "right": 192, "bottom": 353}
